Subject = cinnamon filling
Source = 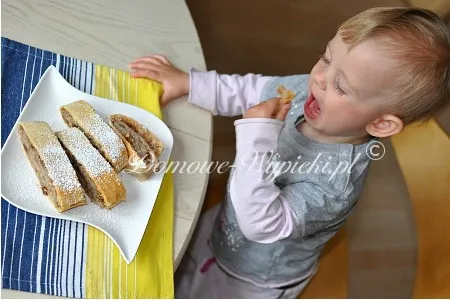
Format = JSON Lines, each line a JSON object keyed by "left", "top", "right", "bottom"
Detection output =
{"left": 112, "top": 120, "right": 158, "bottom": 166}
{"left": 60, "top": 143, "right": 106, "bottom": 207}
{"left": 18, "top": 127, "right": 59, "bottom": 208}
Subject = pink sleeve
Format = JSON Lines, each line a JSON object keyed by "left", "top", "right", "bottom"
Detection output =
{"left": 229, "top": 118, "right": 299, "bottom": 243}
{"left": 187, "top": 69, "right": 273, "bottom": 116}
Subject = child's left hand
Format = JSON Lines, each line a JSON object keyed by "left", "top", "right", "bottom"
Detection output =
{"left": 243, "top": 98, "right": 291, "bottom": 121}
{"left": 128, "top": 55, "right": 189, "bottom": 107}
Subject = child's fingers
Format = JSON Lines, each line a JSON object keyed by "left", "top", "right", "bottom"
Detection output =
{"left": 265, "top": 98, "right": 283, "bottom": 115}
{"left": 254, "top": 98, "right": 280, "bottom": 117}
{"left": 152, "top": 54, "right": 170, "bottom": 65}
{"left": 274, "top": 103, "right": 291, "bottom": 121}
{"left": 129, "top": 69, "right": 160, "bottom": 81}
{"left": 128, "top": 61, "right": 161, "bottom": 72}
{"left": 160, "top": 95, "right": 172, "bottom": 107}
{"left": 263, "top": 98, "right": 281, "bottom": 109}
{"left": 130, "top": 56, "right": 164, "bottom": 66}
{"left": 130, "top": 55, "right": 159, "bottom": 62}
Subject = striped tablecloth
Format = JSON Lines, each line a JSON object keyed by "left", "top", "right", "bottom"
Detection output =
{"left": 1, "top": 37, "right": 174, "bottom": 298}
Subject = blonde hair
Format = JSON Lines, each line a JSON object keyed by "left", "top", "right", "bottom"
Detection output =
{"left": 338, "top": 7, "right": 450, "bottom": 125}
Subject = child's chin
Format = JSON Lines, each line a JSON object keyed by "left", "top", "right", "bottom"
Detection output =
{"left": 304, "top": 114, "right": 320, "bottom": 126}
{"left": 305, "top": 118, "right": 331, "bottom": 134}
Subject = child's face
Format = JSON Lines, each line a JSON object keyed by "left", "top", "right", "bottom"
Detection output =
{"left": 305, "top": 33, "right": 399, "bottom": 140}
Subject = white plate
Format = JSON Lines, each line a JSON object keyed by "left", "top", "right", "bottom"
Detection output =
{"left": 1, "top": 66, "right": 173, "bottom": 264}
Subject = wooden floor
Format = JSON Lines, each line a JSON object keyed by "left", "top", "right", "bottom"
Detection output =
{"left": 186, "top": 0, "right": 450, "bottom": 297}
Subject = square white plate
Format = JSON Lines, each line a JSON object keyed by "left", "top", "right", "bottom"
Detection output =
{"left": 1, "top": 65, "right": 173, "bottom": 264}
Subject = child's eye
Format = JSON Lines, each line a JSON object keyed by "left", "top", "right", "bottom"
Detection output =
{"left": 320, "top": 54, "right": 330, "bottom": 65}
{"left": 334, "top": 80, "right": 346, "bottom": 96}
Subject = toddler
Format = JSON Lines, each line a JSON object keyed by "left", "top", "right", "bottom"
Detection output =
{"left": 128, "top": 7, "right": 450, "bottom": 299}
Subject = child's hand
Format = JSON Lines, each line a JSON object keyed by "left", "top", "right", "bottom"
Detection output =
{"left": 128, "top": 55, "right": 189, "bottom": 107}
{"left": 243, "top": 98, "right": 291, "bottom": 121}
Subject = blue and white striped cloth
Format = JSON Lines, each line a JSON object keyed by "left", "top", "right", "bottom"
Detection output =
{"left": 1, "top": 37, "right": 94, "bottom": 297}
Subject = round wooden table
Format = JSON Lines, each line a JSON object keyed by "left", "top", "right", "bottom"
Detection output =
{"left": 1, "top": 0, "right": 212, "bottom": 298}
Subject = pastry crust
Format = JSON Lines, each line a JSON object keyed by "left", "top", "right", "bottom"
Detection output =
{"left": 276, "top": 85, "right": 296, "bottom": 105}
{"left": 17, "top": 121, "right": 86, "bottom": 212}
{"left": 108, "top": 114, "right": 164, "bottom": 181}
{"left": 59, "top": 100, "right": 128, "bottom": 172}
{"left": 56, "top": 127, "right": 126, "bottom": 209}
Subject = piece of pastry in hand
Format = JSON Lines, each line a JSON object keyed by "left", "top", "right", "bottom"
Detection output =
{"left": 276, "top": 85, "right": 296, "bottom": 105}
{"left": 56, "top": 127, "right": 126, "bottom": 209}
{"left": 17, "top": 121, "right": 86, "bottom": 212}
{"left": 59, "top": 100, "right": 128, "bottom": 172}
{"left": 108, "top": 114, "right": 164, "bottom": 181}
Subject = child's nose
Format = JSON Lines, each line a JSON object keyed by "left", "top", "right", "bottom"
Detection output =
{"left": 314, "top": 70, "right": 327, "bottom": 91}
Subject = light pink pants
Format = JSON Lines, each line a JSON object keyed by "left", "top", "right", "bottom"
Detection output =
{"left": 174, "top": 203, "right": 310, "bottom": 299}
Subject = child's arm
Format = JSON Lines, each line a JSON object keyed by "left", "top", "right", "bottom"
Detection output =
{"left": 128, "top": 55, "right": 274, "bottom": 116}
{"left": 230, "top": 99, "right": 347, "bottom": 243}
{"left": 188, "top": 69, "right": 272, "bottom": 116}
{"left": 229, "top": 98, "right": 298, "bottom": 243}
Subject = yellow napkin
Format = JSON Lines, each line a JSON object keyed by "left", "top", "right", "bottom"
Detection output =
{"left": 85, "top": 65, "right": 174, "bottom": 298}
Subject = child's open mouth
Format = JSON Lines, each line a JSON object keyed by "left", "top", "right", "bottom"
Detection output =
{"left": 304, "top": 92, "right": 321, "bottom": 119}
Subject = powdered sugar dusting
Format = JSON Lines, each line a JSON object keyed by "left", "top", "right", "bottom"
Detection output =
{"left": 7, "top": 152, "right": 52, "bottom": 208}
{"left": 81, "top": 113, "right": 124, "bottom": 163}
{"left": 1, "top": 73, "right": 173, "bottom": 262}
{"left": 57, "top": 128, "right": 112, "bottom": 178}
{"left": 41, "top": 144, "right": 82, "bottom": 191}
{"left": 73, "top": 202, "right": 133, "bottom": 233}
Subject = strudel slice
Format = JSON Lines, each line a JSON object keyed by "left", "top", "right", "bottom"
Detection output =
{"left": 59, "top": 100, "right": 128, "bottom": 172}
{"left": 108, "top": 114, "right": 164, "bottom": 181}
{"left": 17, "top": 121, "right": 86, "bottom": 212}
{"left": 56, "top": 127, "right": 126, "bottom": 209}
{"left": 276, "top": 85, "right": 296, "bottom": 105}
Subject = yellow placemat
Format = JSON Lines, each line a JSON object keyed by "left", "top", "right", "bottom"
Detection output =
{"left": 86, "top": 65, "right": 174, "bottom": 298}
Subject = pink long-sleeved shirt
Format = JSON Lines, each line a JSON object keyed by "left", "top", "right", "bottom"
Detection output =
{"left": 187, "top": 69, "right": 300, "bottom": 243}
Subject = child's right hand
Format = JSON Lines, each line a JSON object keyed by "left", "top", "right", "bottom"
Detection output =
{"left": 128, "top": 55, "right": 189, "bottom": 107}
{"left": 243, "top": 98, "right": 291, "bottom": 121}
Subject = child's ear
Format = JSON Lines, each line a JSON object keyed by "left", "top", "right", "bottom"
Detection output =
{"left": 366, "top": 114, "right": 404, "bottom": 138}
